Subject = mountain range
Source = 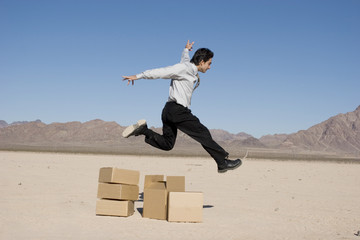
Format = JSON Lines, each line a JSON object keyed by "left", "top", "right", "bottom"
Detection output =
{"left": 1, "top": 105, "right": 359, "bottom": 158}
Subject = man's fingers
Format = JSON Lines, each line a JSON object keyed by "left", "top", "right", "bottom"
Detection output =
{"left": 126, "top": 80, "right": 134, "bottom": 86}
{"left": 123, "top": 76, "right": 135, "bottom": 86}
{"left": 186, "top": 40, "right": 195, "bottom": 51}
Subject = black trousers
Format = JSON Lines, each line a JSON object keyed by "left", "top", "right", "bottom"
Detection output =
{"left": 144, "top": 101, "right": 229, "bottom": 166}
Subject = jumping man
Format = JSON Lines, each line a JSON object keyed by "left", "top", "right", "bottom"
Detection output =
{"left": 122, "top": 40, "right": 242, "bottom": 173}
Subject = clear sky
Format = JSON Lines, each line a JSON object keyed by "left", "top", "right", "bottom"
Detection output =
{"left": 1, "top": 0, "right": 359, "bottom": 138}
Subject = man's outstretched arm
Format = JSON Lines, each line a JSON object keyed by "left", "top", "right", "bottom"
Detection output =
{"left": 123, "top": 40, "right": 193, "bottom": 86}
{"left": 123, "top": 62, "right": 187, "bottom": 86}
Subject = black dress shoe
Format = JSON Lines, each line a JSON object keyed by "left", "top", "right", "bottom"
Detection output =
{"left": 217, "top": 159, "right": 242, "bottom": 173}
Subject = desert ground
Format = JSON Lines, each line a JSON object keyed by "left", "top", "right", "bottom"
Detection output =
{"left": 1, "top": 151, "right": 359, "bottom": 240}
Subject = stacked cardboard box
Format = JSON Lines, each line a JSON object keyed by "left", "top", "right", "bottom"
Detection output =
{"left": 95, "top": 167, "right": 140, "bottom": 217}
{"left": 143, "top": 175, "right": 203, "bottom": 222}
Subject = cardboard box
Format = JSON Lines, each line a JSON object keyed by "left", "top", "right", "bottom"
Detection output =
{"left": 96, "top": 199, "right": 134, "bottom": 217}
{"left": 144, "top": 175, "right": 164, "bottom": 188}
{"left": 166, "top": 176, "right": 185, "bottom": 192}
{"left": 168, "top": 192, "right": 203, "bottom": 223}
{"left": 143, "top": 182, "right": 167, "bottom": 220}
{"left": 98, "top": 167, "right": 140, "bottom": 185}
{"left": 97, "top": 183, "right": 139, "bottom": 201}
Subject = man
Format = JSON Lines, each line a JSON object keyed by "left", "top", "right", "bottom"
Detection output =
{"left": 122, "top": 40, "right": 242, "bottom": 173}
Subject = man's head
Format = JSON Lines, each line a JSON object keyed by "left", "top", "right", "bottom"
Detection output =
{"left": 191, "top": 48, "right": 214, "bottom": 73}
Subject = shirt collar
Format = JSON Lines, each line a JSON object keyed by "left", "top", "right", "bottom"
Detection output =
{"left": 191, "top": 62, "right": 198, "bottom": 75}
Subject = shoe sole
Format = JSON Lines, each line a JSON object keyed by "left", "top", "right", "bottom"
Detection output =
{"left": 122, "top": 119, "right": 147, "bottom": 138}
{"left": 218, "top": 159, "right": 242, "bottom": 173}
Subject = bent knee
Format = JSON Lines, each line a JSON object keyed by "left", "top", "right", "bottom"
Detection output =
{"left": 162, "top": 144, "right": 174, "bottom": 151}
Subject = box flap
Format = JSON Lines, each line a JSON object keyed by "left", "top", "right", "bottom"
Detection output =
{"left": 166, "top": 176, "right": 185, "bottom": 192}
{"left": 144, "top": 175, "right": 164, "bottom": 188}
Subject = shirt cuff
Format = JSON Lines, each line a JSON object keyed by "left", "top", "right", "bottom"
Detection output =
{"left": 136, "top": 73, "right": 144, "bottom": 79}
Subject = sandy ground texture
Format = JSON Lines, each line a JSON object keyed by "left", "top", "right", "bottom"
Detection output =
{"left": 1, "top": 151, "right": 360, "bottom": 240}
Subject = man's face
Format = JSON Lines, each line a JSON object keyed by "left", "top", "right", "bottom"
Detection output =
{"left": 198, "top": 58, "right": 212, "bottom": 73}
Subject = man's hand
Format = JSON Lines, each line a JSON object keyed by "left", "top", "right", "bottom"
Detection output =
{"left": 122, "top": 75, "right": 138, "bottom": 86}
{"left": 185, "top": 40, "right": 195, "bottom": 51}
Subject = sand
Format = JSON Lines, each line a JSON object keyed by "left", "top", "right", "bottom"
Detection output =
{"left": 0, "top": 151, "right": 359, "bottom": 240}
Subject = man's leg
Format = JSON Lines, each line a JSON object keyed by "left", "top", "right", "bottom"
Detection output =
{"left": 143, "top": 104, "right": 178, "bottom": 151}
{"left": 172, "top": 106, "right": 229, "bottom": 166}
{"left": 122, "top": 102, "right": 241, "bottom": 172}
{"left": 163, "top": 102, "right": 241, "bottom": 172}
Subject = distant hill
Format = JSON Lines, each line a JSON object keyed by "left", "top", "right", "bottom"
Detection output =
{"left": 259, "top": 134, "right": 288, "bottom": 148}
{"left": 0, "top": 120, "right": 8, "bottom": 128}
{"left": 0, "top": 119, "right": 261, "bottom": 156}
{"left": 1, "top": 105, "right": 359, "bottom": 157}
{"left": 280, "top": 106, "right": 360, "bottom": 154}
{"left": 0, "top": 120, "right": 42, "bottom": 128}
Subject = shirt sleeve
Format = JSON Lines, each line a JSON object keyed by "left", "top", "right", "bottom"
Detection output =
{"left": 136, "top": 63, "right": 187, "bottom": 80}
{"left": 180, "top": 48, "right": 190, "bottom": 63}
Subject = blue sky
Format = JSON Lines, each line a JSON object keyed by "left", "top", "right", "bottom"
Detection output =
{"left": 1, "top": 0, "right": 359, "bottom": 138}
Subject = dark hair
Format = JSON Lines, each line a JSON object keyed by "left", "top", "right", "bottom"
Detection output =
{"left": 190, "top": 48, "right": 214, "bottom": 66}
